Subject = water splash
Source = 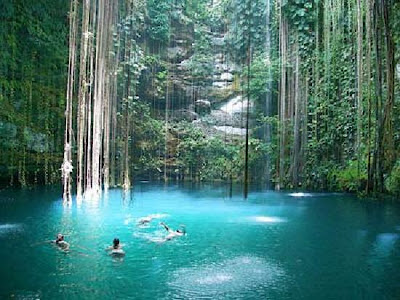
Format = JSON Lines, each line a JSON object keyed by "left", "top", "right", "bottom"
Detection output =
{"left": 133, "top": 230, "right": 168, "bottom": 243}
{"left": 147, "top": 213, "right": 169, "bottom": 219}
{"left": 124, "top": 213, "right": 169, "bottom": 226}
{"left": 124, "top": 215, "right": 134, "bottom": 225}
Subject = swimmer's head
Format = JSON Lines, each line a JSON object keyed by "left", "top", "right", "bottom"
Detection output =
{"left": 113, "top": 238, "right": 120, "bottom": 249}
{"left": 177, "top": 225, "right": 186, "bottom": 234}
{"left": 57, "top": 233, "right": 64, "bottom": 241}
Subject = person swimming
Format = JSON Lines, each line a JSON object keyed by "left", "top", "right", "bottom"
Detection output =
{"left": 52, "top": 233, "right": 70, "bottom": 251}
{"left": 160, "top": 222, "right": 186, "bottom": 241}
{"left": 138, "top": 216, "right": 153, "bottom": 225}
{"left": 107, "top": 238, "right": 125, "bottom": 256}
{"left": 137, "top": 214, "right": 168, "bottom": 226}
{"left": 112, "top": 238, "right": 122, "bottom": 249}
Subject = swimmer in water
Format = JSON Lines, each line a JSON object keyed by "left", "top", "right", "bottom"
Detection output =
{"left": 160, "top": 222, "right": 186, "bottom": 241}
{"left": 137, "top": 214, "right": 167, "bottom": 225}
{"left": 106, "top": 238, "right": 125, "bottom": 256}
{"left": 51, "top": 233, "right": 70, "bottom": 251}
{"left": 138, "top": 215, "right": 153, "bottom": 225}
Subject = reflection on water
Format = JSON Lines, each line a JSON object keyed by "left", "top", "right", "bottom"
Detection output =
{"left": 250, "top": 216, "right": 287, "bottom": 223}
{"left": 0, "top": 223, "right": 22, "bottom": 236}
{"left": 288, "top": 192, "right": 313, "bottom": 197}
{"left": 0, "top": 223, "right": 21, "bottom": 230}
{"left": 373, "top": 233, "right": 399, "bottom": 257}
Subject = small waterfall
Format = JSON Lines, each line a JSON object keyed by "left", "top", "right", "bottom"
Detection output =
{"left": 211, "top": 95, "right": 251, "bottom": 136}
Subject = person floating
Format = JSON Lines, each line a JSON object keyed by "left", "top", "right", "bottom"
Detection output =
{"left": 137, "top": 213, "right": 167, "bottom": 226}
{"left": 160, "top": 222, "right": 186, "bottom": 241}
{"left": 107, "top": 238, "right": 125, "bottom": 256}
{"left": 52, "top": 233, "right": 70, "bottom": 251}
{"left": 138, "top": 215, "right": 153, "bottom": 225}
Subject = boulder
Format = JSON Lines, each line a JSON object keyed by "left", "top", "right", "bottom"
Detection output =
{"left": 167, "top": 46, "right": 188, "bottom": 60}
{"left": 172, "top": 109, "right": 199, "bottom": 122}
{"left": 212, "top": 36, "right": 225, "bottom": 47}
{"left": 220, "top": 72, "right": 233, "bottom": 81}
{"left": 195, "top": 99, "right": 211, "bottom": 114}
{"left": 212, "top": 81, "right": 229, "bottom": 88}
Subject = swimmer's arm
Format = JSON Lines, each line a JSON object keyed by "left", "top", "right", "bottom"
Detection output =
{"left": 30, "top": 240, "right": 53, "bottom": 247}
{"left": 55, "top": 241, "right": 70, "bottom": 251}
{"left": 160, "top": 222, "right": 171, "bottom": 232}
{"left": 63, "top": 242, "right": 70, "bottom": 250}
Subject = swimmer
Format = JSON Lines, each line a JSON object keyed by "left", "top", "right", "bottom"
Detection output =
{"left": 106, "top": 238, "right": 125, "bottom": 256}
{"left": 160, "top": 222, "right": 186, "bottom": 241}
{"left": 138, "top": 216, "right": 153, "bottom": 225}
{"left": 51, "top": 233, "right": 70, "bottom": 251}
{"left": 137, "top": 214, "right": 167, "bottom": 225}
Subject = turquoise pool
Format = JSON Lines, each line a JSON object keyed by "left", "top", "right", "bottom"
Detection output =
{"left": 0, "top": 184, "right": 400, "bottom": 299}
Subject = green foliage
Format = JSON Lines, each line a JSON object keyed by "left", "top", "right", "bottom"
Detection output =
{"left": 225, "top": 0, "right": 267, "bottom": 63}
{"left": 131, "top": 101, "right": 165, "bottom": 176}
{"left": 146, "top": 0, "right": 171, "bottom": 44}
{"left": 139, "top": 54, "right": 168, "bottom": 101}
{"left": 117, "top": 15, "right": 147, "bottom": 96}
{"left": 187, "top": 52, "right": 213, "bottom": 82}
{"left": 182, "top": 0, "right": 210, "bottom": 23}
{"left": 174, "top": 123, "right": 240, "bottom": 181}
{"left": 173, "top": 120, "right": 274, "bottom": 184}
{"left": 247, "top": 53, "right": 277, "bottom": 103}
{"left": 245, "top": 138, "right": 274, "bottom": 183}
{"left": 282, "top": 0, "right": 315, "bottom": 56}
{"left": 1, "top": 0, "right": 399, "bottom": 198}
{"left": 327, "top": 160, "right": 366, "bottom": 192}
{"left": 385, "top": 161, "right": 400, "bottom": 196}
{"left": 0, "top": 0, "right": 68, "bottom": 186}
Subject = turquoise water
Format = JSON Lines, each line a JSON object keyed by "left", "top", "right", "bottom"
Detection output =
{"left": 1, "top": 184, "right": 400, "bottom": 299}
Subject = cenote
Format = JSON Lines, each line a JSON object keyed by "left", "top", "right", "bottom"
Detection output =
{"left": 1, "top": 184, "right": 400, "bottom": 299}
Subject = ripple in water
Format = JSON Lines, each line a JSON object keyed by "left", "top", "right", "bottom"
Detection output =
{"left": 133, "top": 229, "right": 169, "bottom": 243}
{"left": 168, "top": 255, "right": 285, "bottom": 298}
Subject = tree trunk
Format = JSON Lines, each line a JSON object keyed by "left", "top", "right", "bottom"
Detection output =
{"left": 356, "top": 0, "right": 363, "bottom": 184}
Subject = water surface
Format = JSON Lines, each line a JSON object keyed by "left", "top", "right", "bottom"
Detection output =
{"left": 1, "top": 184, "right": 400, "bottom": 299}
